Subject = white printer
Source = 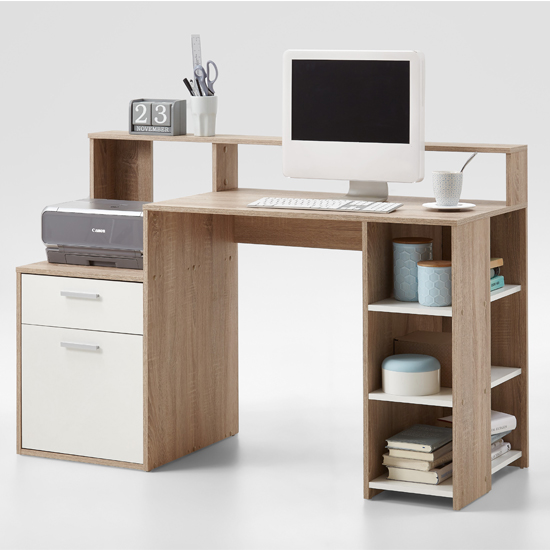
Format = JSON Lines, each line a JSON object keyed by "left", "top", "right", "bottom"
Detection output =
{"left": 42, "top": 198, "right": 146, "bottom": 269}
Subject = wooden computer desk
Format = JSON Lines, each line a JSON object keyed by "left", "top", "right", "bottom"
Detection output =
{"left": 17, "top": 132, "right": 528, "bottom": 511}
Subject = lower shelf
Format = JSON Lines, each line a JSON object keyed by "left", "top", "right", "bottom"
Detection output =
{"left": 369, "top": 450, "right": 522, "bottom": 499}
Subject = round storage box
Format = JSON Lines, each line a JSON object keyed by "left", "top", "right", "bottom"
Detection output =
{"left": 392, "top": 238, "right": 433, "bottom": 302}
{"left": 417, "top": 260, "right": 452, "bottom": 307}
{"left": 382, "top": 354, "right": 441, "bottom": 396}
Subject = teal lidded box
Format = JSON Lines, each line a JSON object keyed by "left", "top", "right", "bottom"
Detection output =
{"left": 392, "top": 237, "right": 433, "bottom": 302}
{"left": 382, "top": 354, "right": 441, "bottom": 396}
{"left": 417, "top": 260, "right": 452, "bottom": 307}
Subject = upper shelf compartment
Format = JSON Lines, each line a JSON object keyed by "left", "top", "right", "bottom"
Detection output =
{"left": 368, "top": 284, "right": 521, "bottom": 317}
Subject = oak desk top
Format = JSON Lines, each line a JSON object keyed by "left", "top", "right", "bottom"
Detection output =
{"left": 144, "top": 188, "right": 525, "bottom": 227}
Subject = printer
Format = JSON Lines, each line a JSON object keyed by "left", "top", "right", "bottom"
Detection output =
{"left": 42, "top": 198, "right": 146, "bottom": 269}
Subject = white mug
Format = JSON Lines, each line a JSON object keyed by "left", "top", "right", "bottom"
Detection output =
{"left": 189, "top": 96, "right": 218, "bottom": 137}
{"left": 432, "top": 171, "right": 463, "bottom": 207}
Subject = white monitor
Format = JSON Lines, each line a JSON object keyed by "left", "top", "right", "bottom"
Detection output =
{"left": 282, "top": 50, "right": 425, "bottom": 200}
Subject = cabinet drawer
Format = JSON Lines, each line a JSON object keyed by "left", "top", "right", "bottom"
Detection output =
{"left": 22, "top": 274, "right": 143, "bottom": 335}
{"left": 21, "top": 324, "right": 143, "bottom": 464}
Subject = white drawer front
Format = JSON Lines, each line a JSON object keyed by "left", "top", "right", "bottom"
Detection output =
{"left": 22, "top": 325, "right": 143, "bottom": 464}
{"left": 22, "top": 274, "right": 143, "bottom": 335}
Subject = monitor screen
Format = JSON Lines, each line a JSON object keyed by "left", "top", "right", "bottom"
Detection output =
{"left": 291, "top": 59, "right": 410, "bottom": 144}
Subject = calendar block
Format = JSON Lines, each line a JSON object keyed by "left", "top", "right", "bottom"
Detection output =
{"left": 152, "top": 102, "right": 171, "bottom": 127}
{"left": 129, "top": 99, "right": 186, "bottom": 136}
{"left": 132, "top": 101, "right": 151, "bottom": 126}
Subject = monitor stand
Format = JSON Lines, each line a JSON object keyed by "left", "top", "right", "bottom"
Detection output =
{"left": 347, "top": 181, "right": 388, "bottom": 202}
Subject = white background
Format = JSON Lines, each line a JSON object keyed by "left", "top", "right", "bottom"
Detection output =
{"left": 1, "top": 2, "right": 550, "bottom": 549}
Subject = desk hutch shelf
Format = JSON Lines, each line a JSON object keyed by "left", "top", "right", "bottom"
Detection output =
{"left": 16, "top": 131, "right": 528, "bottom": 511}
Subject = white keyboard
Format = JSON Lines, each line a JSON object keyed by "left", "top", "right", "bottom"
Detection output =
{"left": 247, "top": 197, "right": 403, "bottom": 213}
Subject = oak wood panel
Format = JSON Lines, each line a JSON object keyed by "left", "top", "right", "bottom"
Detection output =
{"left": 88, "top": 132, "right": 526, "bottom": 154}
{"left": 90, "top": 138, "right": 153, "bottom": 202}
{"left": 19, "top": 448, "right": 146, "bottom": 470}
{"left": 451, "top": 218, "right": 491, "bottom": 510}
{"left": 16, "top": 261, "right": 143, "bottom": 282}
{"left": 144, "top": 210, "right": 238, "bottom": 470}
{"left": 16, "top": 272, "right": 21, "bottom": 454}
{"left": 89, "top": 131, "right": 282, "bottom": 146}
{"left": 212, "top": 144, "right": 238, "bottom": 191}
{"left": 506, "top": 150, "right": 528, "bottom": 206}
{"left": 234, "top": 216, "right": 362, "bottom": 250}
{"left": 145, "top": 189, "right": 521, "bottom": 227}
{"left": 490, "top": 209, "right": 528, "bottom": 467}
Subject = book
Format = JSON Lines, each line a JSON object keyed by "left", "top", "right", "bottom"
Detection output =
{"left": 439, "top": 411, "right": 517, "bottom": 435}
{"left": 490, "top": 257, "right": 504, "bottom": 269}
{"left": 386, "top": 424, "right": 452, "bottom": 453}
{"left": 387, "top": 462, "right": 453, "bottom": 485}
{"left": 388, "top": 441, "right": 453, "bottom": 461}
{"left": 491, "top": 430, "right": 511, "bottom": 444}
{"left": 490, "top": 275, "right": 505, "bottom": 291}
{"left": 382, "top": 451, "right": 452, "bottom": 471}
{"left": 490, "top": 267, "right": 501, "bottom": 279}
{"left": 491, "top": 441, "right": 511, "bottom": 461}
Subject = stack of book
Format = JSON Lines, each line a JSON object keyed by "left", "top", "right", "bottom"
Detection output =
{"left": 438, "top": 410, "right": 516, "bottom": 465}
{"left": 383, "top": 424, "right": 453, "bottom": 485}
{"left": 491, "top": 257, "right": 505, "bottom": 292}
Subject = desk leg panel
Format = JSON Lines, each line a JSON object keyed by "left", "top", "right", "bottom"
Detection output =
{"left": 145, "top": 211, "right": 238, "bottom": 470}
{"left": 451, "top": 218, "right": 491, "bottom": 510}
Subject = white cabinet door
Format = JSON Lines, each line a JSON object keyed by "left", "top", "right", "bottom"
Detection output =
{"left": 22, "top": 275, "right": 143, "bottom": 335}
{"left": 22, "top": 324, "right": 143, "bottom": 464}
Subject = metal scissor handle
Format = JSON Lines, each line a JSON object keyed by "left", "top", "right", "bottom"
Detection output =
{"left": 194, "top": 60, "right": 218, "bottom": 95}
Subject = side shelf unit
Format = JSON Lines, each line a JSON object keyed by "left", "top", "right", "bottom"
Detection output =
{"left": 16, "top": 131, "right": 527, "bottom": 511}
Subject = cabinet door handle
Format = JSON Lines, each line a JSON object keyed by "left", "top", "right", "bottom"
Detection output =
{"left": 60, "top": 290, "right": 100, "bottom": 300}
{"left": 60, "top": 341, "right": 100, "bottom": 352}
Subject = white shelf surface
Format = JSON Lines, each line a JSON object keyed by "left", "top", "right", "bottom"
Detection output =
{"left": 368, "top": 284, "right": 521, "bottom": 317}
{"left": 369, "top": 449, "right": 522, "bottom": 498}
{"left": 492, "top": 450, "right": 522, "bottom": 474}
{"left": 369, "top": 473, "right": 453, "bottom": 498}
{"left": 368, "top": 366, "right": 521, "bottom": 407}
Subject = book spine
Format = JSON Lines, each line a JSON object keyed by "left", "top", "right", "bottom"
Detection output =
{"left": 491, "top": 442, "right": 511, "bottom": 461}
{"left": 490, "top": 267, "right": 501, "bottom": 279}
{"left": 436, "top": 466, "right": 453, "bottom": 484}
{"left": 490, "top": 275, "right": 505, "bottom": 291}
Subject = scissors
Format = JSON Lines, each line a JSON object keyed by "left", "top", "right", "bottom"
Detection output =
{"left": 194, "top": 60, "right": 218, "bottom": 96}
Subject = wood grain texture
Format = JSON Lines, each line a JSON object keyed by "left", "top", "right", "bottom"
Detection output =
{"left": 235, "top": 216, "right": 362, "bottom": 250}
{"left": 451, "top": 218, "right": 491, "bottom": 510}
{"left": 19, "top": 448, "right": 146, "bottom": 470}
{"left": 89, "top": 131, "right": 282, "bottom": 146}
{"left": 506, "top": 149, "right": 528, "bottom": 206}
{"left": 490, "top": 209, "right": 528, "bottom": 467}
{"left": 144, "top": 210, "right": 238, "bottom": 470}
{"left": 145, "top": 188, "right": 522, "bottom": 227}
{"left": 212, "top": 144, "right": 238, "bottom": 191}
{"left": 16, "top": 272, "right": 22, "bottom": 454}
{"left": 90, "top": 138, "right": 153, "bottom": 202}
{"left": 88, "top": 132, "right": 526, "bottom": 154}
{"left": 16, "top": 261, "right": 143, "bottom": 282}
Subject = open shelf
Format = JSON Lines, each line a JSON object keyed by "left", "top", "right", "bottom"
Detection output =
{"left": 368, "top": 366, "right": 521, "bottom": 407}
{"left": 491, "top": 450, "right": 522, "bottom": 474}
{"left": 369, "top": 473, "right": 454, "bottom": 498}
{"left": 369, "top": 450, "right": 522, "bottom": 498}
{"left": 368, "top": 284, "right": 521, "bottom": 317}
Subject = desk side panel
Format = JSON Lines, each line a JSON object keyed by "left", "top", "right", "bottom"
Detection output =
{"left": 451, "top": 218, "right": 491, "bottom": 510}
{"left": 144, "top": 211, "right": 238, "bottom": 470}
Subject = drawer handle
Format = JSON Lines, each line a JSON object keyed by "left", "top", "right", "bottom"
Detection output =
{"left": 60, "top": 290, "right": 100, "bottom": 300}
{"left": 60, "top": 341, "right": 100, "bottom": 352}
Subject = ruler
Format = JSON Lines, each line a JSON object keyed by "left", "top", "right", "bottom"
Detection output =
{"left": 191, "top": 34, "right": 202, "bottom": 70}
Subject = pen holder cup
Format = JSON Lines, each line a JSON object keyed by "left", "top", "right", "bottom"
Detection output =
{"left": 189, "top": 96, "right": 218, "bottom": 137}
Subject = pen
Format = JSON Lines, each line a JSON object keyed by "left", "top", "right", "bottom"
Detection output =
{"left": 183, "top": 78, "right": 195, "bottom": 96}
